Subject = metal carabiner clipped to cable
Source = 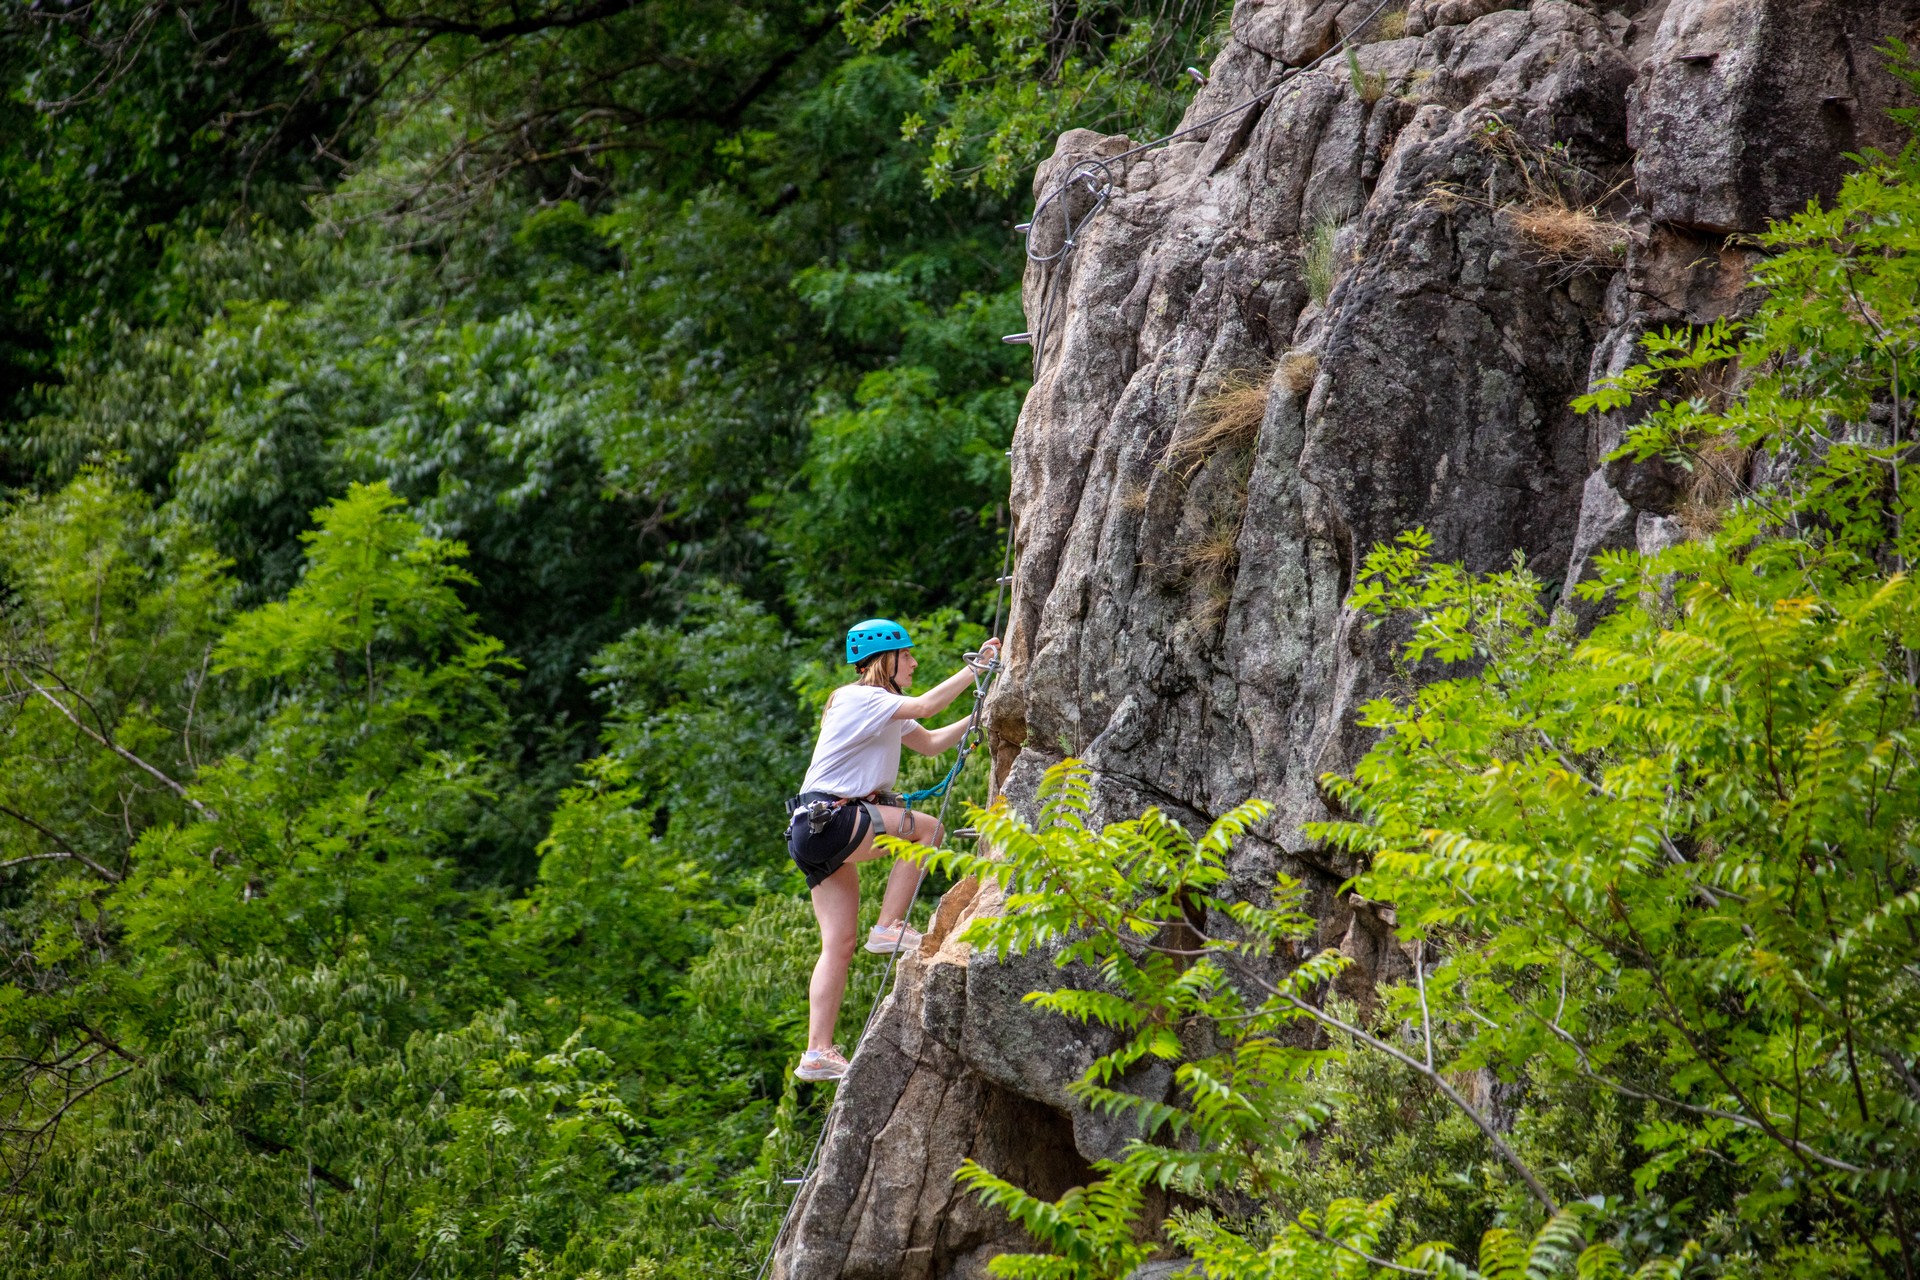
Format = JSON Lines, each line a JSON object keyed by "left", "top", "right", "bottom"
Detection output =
{"left": 962, "top": 647, "right": 998, "bottom": 668}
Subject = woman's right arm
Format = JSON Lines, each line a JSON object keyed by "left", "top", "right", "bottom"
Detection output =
{"left": 891, "top": 639, "right": 999, "bottom": 720}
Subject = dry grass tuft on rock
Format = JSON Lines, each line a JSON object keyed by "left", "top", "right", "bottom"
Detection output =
{"left": 1176, "top": 499, "right": 1249, "bottom": 632}
{"left": 1426, "top": 117, "right": 1633, "bottom": 278}
{"left": 1193, "top": 577, "right": 1236, "bottom": 632}
{"left": 1348, "top": 3, "right": 1408, "bottom": 41}
{"left": 1676, "top": 436, "right": 1753, "bottom": 538}
{"left": 1503, "top": 200, "right": 1628, "bottom": 263}
{"left": 1174, "top": 368, "right": 1271, "bottom": 475}
{"left": 1179, "top": 517, "right": 1242, "bottom": 581}
{"left": 1279, "top": 350, "right": 1320, "bottom": 396}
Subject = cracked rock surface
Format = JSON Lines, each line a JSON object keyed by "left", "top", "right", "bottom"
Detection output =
{"left": 772, "top": 2, "right": 1919, "bottom": 1276}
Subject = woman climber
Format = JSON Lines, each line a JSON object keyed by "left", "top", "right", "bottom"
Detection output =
{"left": 787, "top": 618, "right": 1000, "bottom": 1082}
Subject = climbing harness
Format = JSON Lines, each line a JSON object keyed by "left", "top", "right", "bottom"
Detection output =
{"left": 792, "top": 795, "right": 847, "bottom": 837}
{"left": 753, "top": 10, "right": 1404, "bottom": 1272}
{"left": 787, "top": 787, "right": 917, "bottom": 843}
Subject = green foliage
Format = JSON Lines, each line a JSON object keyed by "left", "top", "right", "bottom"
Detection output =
{"left": 689, "top": 891, "right": 820, "bottom": 1031}
{"left": 905, "top": 765, "right": 1671, "bottom": 1280}
{"left": 591, "top": 587, "right": 808, "bottom": 865}
{"left": 957, "top": 1157, "right": 1158, "bottom": 1278}
{"left": 888, "top": 82, "right": 1920, "bottom": 1280}
{"left": 0, "top": 471, "right": 230, "bottom": 885}
{"left": 1321, "top": 145, "right": 1920, "bottom": 1280}
{"left": 0, "top": 0, "right": 347, "bottom": 424}
{"left": 118, "top": 483, "right": 517, "bottom": 979}
{"left": 2, "top": 951, "right": 446, "bottom": 1278}
{"left": 842, "top": 0, "right": 1227, "bottom": 193}
{"left": 777, "top": 280, "right": 1022, "bottom": 624}
{"left": 0, "top": 471, "right": 815, "bottom": 1275}
{"left": 1254, "top": 1032, "right": 1656, "bottom": 1262}
{"left": 1171, "top": 1195, "right": 1408, "bottom": 1280}
{"left": 907, "top": 765, "right": 1349, "bottom": 1269}
{"left": 1327, "top": 520, "right": 1920, "bottom": 1261}
{"left": 502, "top": 757, "right": 714, "bottom": 1018}
{"left": 411, "top": 1026, "right": 643, "bottom": 1278}
{"left": 19, "top": 58, "right": 1028, "bottom": 712}
{"left": 0, "top": 473, "right": 237, "bottom": 1200}
{"left": 216, "top": 480, "right": 503, "bottom": 687}
{"left": 1305, "top": 214, "right": 1343, "bottom": 305}
{"left": 0, "top": 951, "right": 644, "bottom": 1280}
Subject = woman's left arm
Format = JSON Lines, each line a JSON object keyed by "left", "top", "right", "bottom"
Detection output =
{"left": 901, "top": 718, "right": 972, "bottom": 756}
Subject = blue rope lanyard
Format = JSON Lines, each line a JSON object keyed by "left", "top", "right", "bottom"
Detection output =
{"left": 896, "top": 671, "right": 990, "bottom": 806}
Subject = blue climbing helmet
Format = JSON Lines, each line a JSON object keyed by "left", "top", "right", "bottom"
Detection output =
{"left": 845, "top": 618, "right": 913, "bottom": 665}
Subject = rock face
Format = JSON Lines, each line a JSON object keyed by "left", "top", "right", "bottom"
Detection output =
{"left": 771, "top": 2, "right": 1920, "bottom": 1276}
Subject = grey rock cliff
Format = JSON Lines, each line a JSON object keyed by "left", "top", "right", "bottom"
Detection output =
{"left": 772, "top": 2, "right": 1919, "bottom": 1276}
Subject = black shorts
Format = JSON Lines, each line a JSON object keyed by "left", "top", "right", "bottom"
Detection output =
{"left": 787, "top": 799, "right": 872, "bottom": 889}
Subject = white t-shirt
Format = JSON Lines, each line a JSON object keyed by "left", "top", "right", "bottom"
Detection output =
{"left": 799, "top": 684, "right": 919, "bottom": 798}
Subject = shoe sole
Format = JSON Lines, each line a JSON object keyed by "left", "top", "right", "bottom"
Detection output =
{"left": 864, "top": 936, "right": 921, "bottom": 954}
{"left": 793, "top": 1066, "right": 846, "bottom": 1082}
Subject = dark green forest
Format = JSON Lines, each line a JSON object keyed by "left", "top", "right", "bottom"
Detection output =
{"left": 4, "top": 1, "right": 1920, "bottom": 1278}
{"left": 0, "top": 0, "right": 1219, "bottom": 1271}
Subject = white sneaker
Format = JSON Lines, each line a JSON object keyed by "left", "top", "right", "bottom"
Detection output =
{"left": 865, "top": 921, "right": 923, "bottom": 954}
{"left": 794, "top": 1048, "right": 849, "bottom": 1082}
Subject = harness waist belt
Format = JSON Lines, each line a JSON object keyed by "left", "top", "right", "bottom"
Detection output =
{"left": 785, "top": 789, "right": 903, "bottom": 817}
{"left": 786, "top": 790, "right": 844, "bottom": 817}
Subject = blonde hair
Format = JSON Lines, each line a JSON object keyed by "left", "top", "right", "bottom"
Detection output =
{"left": 856, "top": 649, "right": 904, "bottom": 693}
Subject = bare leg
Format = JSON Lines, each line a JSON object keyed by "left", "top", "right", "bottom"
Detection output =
{"left": 843, "top": 806, "right": 943, "bottom": 927}
{"left": 877, "top": 857, "right": 921, "bottom": 927}
{"left": 807, "top": 864, "right": 860, "bottom": 1051}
